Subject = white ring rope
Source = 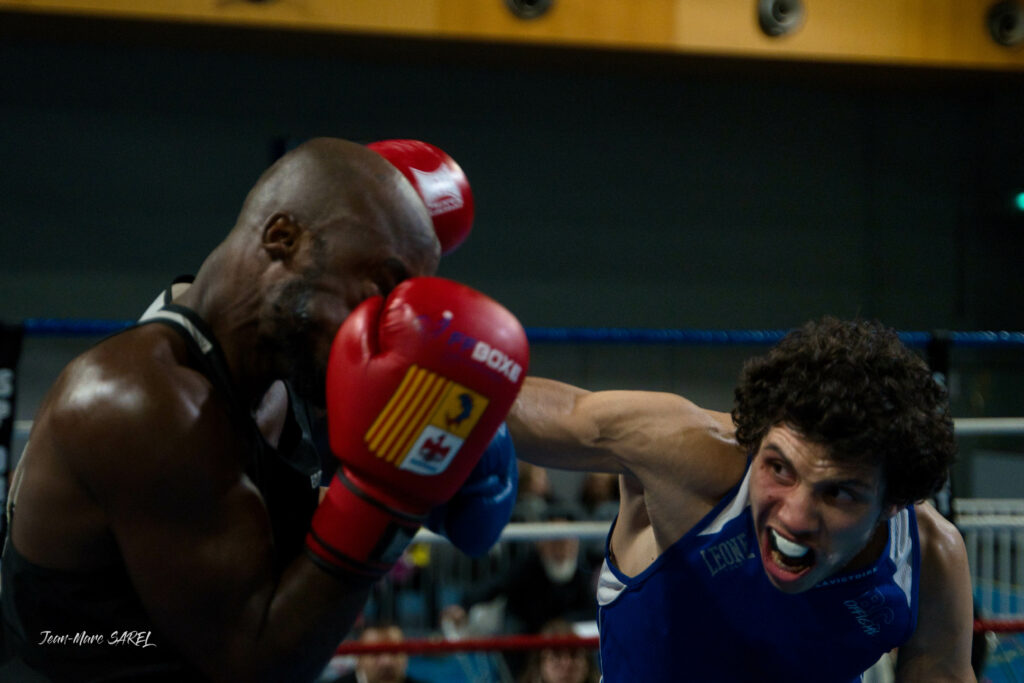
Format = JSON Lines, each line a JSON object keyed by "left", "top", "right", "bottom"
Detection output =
{"left": 949, "top": 418, "right": 1024, "bottom": 436}
{"left": 414, "top": 521, "right": 612, "bottom": 545}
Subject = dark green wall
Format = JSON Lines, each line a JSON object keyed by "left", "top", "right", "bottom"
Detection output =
{"left": 2, "top": 18, "right": 1022, "bottom": 493}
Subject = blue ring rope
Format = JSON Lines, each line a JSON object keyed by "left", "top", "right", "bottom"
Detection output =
{"left": 20, "top": 318, "right": 1024, "bottom": 348}
{"left": 23, "top": 319, "right": 134, "bottom": 337}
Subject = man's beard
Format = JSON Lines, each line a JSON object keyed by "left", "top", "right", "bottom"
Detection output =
{"left": 267, "top": 278, "right": 328, "bottom": 410}
{"left": 287, "top": 344, "right": 327, "bottom": 410}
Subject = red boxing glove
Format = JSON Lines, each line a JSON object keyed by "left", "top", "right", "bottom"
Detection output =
{"left": 306, "top": 277, "right": 528, "bottom": 581}
{"left": 368, "top": 140, "right": 474, "bottom": 255}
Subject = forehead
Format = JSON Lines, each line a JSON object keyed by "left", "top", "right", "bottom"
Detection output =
{"left": 317, "top": 216, "right": 438, "bottom": 276}
{"left": 757, "top": 424, "right": 883, "bottom": 489}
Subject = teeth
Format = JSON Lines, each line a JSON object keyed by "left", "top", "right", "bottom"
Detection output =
{"left": 771, "top": 529, "right": 809, "bottom": 558}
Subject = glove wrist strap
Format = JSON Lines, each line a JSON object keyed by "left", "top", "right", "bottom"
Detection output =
{"left": 305, "top": 471, "right": 425, "bottom": 581}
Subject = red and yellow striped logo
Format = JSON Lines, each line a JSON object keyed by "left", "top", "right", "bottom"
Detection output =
{"left": 364, "top": 365, "right": 488, "bottom": 466}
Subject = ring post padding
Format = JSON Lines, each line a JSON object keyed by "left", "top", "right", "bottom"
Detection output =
{"left": 0, "top": 322, "right": 24, "bottom": 541}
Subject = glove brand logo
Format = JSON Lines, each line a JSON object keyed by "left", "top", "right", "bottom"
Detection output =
{"left": 843, "top": 588, "right": 894, "bottom": 636}
{"left": 446, "top": 393, "right": 475, "bottom": 428}
{"left": 364, "top": 365, "right": 489, "bottom": 476}
{"left": 417, "top": 310, "right": 453, "bottom": 340}
{"left": 411, "top": 167, "right": 464, "bottom": 216}
{"left": 416, "top": 312, "right": 522, "bottom": 385}
{"left": 404, "top": 427, "right": 459, "bottom": 475}
{"left": 418, "top": 435, "right": 451, "bottom": 462}
{"left": 470, "top": 341, "right": 522, "bottom": 383}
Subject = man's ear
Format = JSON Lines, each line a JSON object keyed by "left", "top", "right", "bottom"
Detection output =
{"left": 262, "top": 213, "right": 302, "bottom": 260}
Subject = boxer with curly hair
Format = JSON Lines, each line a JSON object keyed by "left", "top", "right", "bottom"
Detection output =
{"left": 510, "top": 317, "right": 972, "bottom": 682}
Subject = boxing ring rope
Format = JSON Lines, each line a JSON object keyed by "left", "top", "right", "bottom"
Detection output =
{"left": 414, "top": 522, "right": 611, "bottom": 545}
{"left": 10, "top": 320, "right": 1024, "bottom": 441}
{"left": 336, "top": 633, "right": 601, "bottom": 656}
{"left": 17, "top": 318, "right": 1024, "bottom": 347}
{"left": 331, "top": 622, "right": 1024, "bottom": 656}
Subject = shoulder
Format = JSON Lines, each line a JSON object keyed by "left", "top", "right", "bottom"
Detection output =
{"left": 912, "top": 502, "right": 973, "bottom": 620}
{"left": 599, "top": 391, "right": 745, "bottom": 499}
{"left": 914, "top": 502, "right": 967, "bottom": 573}
{"left": 893, "top": 502, "right": 975, "bottom": 680}
{"left": 46, "top": 326, "right": 238, "bottom": 493}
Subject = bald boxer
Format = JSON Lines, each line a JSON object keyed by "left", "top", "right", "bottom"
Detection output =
{"left": 509, "top": 318, "right": 974, "bottom": 682}
{"left": 0, "top": 137, "right": 527, "bottom": 682}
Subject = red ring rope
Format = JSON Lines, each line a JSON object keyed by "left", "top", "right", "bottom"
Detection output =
{"left": 337, "top": 634, "right": 600, "bottom": 655}
{"left": 975, "top": 618, "right": 1024, "bottom": 633}
{"left": 337, "top": 621, "right": 1024, "bottom": 655}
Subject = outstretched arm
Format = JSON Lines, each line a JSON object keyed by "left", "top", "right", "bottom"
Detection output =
{"left": 507, "top": 376, "right": 742, "bottom": 495}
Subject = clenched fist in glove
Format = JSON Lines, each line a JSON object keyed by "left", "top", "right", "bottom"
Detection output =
{"left": 368, "top": 140, "right": 474, "bottom": 255}
{"left": 305, "top": 277, "right": 528, "bottom": 581}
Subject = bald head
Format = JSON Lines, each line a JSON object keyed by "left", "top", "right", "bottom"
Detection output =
{"left": 188, "top": 137, "right": 442, "bottom": 407}
{"left": 233, "top": 137, "right": 439, "bottom": 265}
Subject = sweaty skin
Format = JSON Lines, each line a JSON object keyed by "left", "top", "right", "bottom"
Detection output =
{"left": 7, "top": 138, "right": 441, "bottom": 682}
{"left": 508, "top": 377, "right": 976, "bottom": 682}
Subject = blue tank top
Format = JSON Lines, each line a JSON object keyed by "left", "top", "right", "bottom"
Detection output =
{"left": 596, "top": 464, "right": 920, "bottom": 683}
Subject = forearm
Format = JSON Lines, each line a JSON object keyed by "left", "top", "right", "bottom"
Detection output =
{"left": 508, "top": 377, "right": 620, "bottom": 472}
{"left": 137, "top": 553, "right": 369, "bottom": 683}
{"left": 234, "top": 558, "right": 370, "bottom": 683}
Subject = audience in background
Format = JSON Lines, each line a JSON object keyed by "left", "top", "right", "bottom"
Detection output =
{"left": 577, "top": 471, "right": 619, "bottom": 565}
{"left": 516, "top": 461, "right": 556, "bottom": 522}
{"left": 324, "top": 622, "right": 426, "bottom": 683}
{"left": 441, "top": 501, "right": 595, "bottom": 635}
{"left": 579, "top": 472, "right": 619, "bottom": 522}
{"left": 518, "top": 619, "right": 599, "bottom": 683}
{"left": 440, "top": 501, "right": 597, "bottom": 677}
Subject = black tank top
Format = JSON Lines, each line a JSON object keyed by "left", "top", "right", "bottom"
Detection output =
{"left": 0, "top": 286, "right": 322, "bottom": 682}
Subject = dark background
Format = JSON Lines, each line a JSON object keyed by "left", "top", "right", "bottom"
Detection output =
{"left": 2, "top": 14, "right": 1022, "bottom": 496}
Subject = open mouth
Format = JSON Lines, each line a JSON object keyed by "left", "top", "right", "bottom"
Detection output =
{"left": 767, "top": 528, "right": 816, "bottom": 574}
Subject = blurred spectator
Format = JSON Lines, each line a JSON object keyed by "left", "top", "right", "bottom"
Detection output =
{"left": 440, "top": 502, "right": 596, "bottom": 677}
{"left": 326, "top": 622, "right": 426, "bottom": 683}
{"left": 515, "top": 461, "right": 556, "bottom": 522}
{"left": 577, "top": 472, "right": 619, "bottom": 565}
{"left": 518, "top": 619, "right": 599, "bottom": 683}
{"left": 579, "top": 472, "right": 619, "bottom": 521}
{"left": 441, "top": 502, "right": 594, "bottom": 635}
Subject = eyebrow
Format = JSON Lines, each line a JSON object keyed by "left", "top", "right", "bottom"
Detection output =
{"left": 761, "top": 444, "right": 876, "bottom": 492}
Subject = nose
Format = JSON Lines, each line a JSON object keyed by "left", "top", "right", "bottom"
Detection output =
{"left": 775, "top": 485, "right": 819, "bottom": 536}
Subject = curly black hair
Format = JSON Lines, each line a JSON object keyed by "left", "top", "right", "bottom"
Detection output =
{"left": 731, "top": 317, "right": 956, "bottom": 507}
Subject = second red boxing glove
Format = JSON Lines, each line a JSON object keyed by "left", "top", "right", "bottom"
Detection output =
{"left": 305, "top": 277, "right": 528, "bottom": 580}
{"left": 368, "top": 140, "right": 474, "bottom": 255}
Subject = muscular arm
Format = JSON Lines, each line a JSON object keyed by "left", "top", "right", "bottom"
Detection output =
{"left": 894, "top": 503, "right": 976, "bottom": 683}
{"left": 508, "top": 376, "right": 741, "bottom": 491}
{"left": 509, "top": 376, "right": 746, "bottom": 562}
{"left": 48, "top": 348, "right": 366, "bottom": 683}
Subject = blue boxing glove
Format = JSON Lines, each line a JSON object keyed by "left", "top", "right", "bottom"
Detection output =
{"left": 426, "top": 423, "right": 518, "bottom": 557}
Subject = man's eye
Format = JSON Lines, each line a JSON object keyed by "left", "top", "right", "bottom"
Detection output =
{"left": 766, "top": 460, "right": 791, "bottom": 482}
{"left": 825, "top": 486, "right": 857, "bottom": 503}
